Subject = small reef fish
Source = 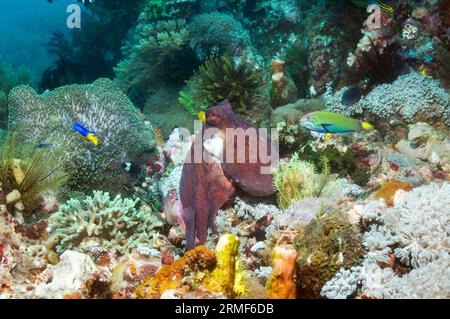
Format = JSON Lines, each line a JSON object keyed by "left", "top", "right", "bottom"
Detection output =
{"left": 122, "top": 162, "right": 140, "bottom": 175}
{"left": 341, "top": 87, "right": 365, "bottom": 106}
{"left": 352, "top": 0, "right": 395, "bottom": 14}
{"left": 299, "top": 111, "right": 373, "bottom": 135}
{"left": 72, "top": 123, "right": 99, "bottom": 145}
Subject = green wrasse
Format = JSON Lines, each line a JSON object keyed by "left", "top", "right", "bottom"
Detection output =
{"left": 299, "top": 111, "right": 373, "bottom": 134}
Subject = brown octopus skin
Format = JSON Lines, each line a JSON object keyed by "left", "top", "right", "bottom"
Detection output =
{"left": 180, "top": 101, "right": 277, "bottom": 250}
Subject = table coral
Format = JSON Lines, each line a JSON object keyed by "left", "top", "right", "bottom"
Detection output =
{"left": 8, "top": 78, "right": 156, "bottom": 192}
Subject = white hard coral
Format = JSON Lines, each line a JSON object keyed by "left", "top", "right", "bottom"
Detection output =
{"left": 325, "top": 73, "right": 450, "bottom": 126}
{"left": 33, "top": 250, "right": 98, "bottom": 299}
{"left": 48, "top": 191, "right": 165, "bottom": 255}
{"left": 321, "top": 182, "right": 450, "bottom": 299}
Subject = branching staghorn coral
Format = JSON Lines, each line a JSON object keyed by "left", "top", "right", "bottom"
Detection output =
{"left": 8, "top": 78, "right": 155, "bottom": 192}
{"left": 48, "top": 190, "right": 164, "bottom": 255}
{"left": 321, "top": 182, "right": 450, "bottom": 299}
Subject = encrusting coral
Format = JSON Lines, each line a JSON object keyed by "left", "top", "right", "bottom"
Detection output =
{"left": 48, "top": 191, "right": 164, "bottom": 254}
{"left": 375, "top": 179, "right": 413, "bottom": 207}
{"left": 135, "top": 234, "right": 247, "bottom": 299}
{"left": 295, "top": 210, "right": 365, "bottom": 298}
{"left": 0, "top": 209, "right": 50, "bottom": 298}
{"left": 8, "top": 78, "right": 156, "bottom": 192}
{"left": 135, "top": 245, "right": 217, "bottom": 299}
{"left": 321, "top": 182, "right": 450, "bottom": 299}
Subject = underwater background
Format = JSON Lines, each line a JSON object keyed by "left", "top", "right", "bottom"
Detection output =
{"left": 0, "top": 0, "right": 449, "bottom": 299}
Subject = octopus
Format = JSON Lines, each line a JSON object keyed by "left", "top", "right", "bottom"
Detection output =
{"left": 180, "top": 101, "right": 278, "bottom": 250}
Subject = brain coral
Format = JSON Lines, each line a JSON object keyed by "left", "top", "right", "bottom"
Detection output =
{"left": 48, "top": 190, "right": 164, "bottom": 255}
{"left": 8, "top": 78, "right": 156, "bottom": 192}
{"left": 325, "top": 73, "right": 450, "bottom": 125}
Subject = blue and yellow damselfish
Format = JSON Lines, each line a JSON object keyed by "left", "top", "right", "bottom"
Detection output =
{"left": 72, "top": 123, "right": 99, "bottom": 145}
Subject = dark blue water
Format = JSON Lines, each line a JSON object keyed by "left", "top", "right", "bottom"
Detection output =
{"left": 0, "top": 0, "right": 81, "bottom": 84}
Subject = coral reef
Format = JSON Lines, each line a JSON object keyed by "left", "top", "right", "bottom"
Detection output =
{"left": 270, "top": 59, "right": 298, "bottom": 107}
{"left": 322, "top": 182, "right": 450, "bottom": 299}
{"left": 115, "top": 18, "right": 195, "bottom": 106}
{"left": 186, "top": 55, "right": 266, "bottom": 114}
{"left": 267, "top": 245, "right": 297, "bottom": 299}
{"left": 135, "top": 245, "right": 216, "bottom": 299}
{"left": 136, "top": 234, "right": 248, "bottom": 299}
{"left": 0, "top": 59, "right": 31, "bottom": 129}
{"left": 48, "top": 191, "right": 164, "bottom": 254}
{"left": 326, "top": 73, "right": 450, "bottom": 126}
{"left": 0, "top": 209, "right": 50, "bottom": 298}
{"left": 295, "top": 211, "right": 365, "bottom": 298}
{"left": 0, "top": 133, "right": 67, "bottom": 221}
{"left": 188, "top": 12, "right": 253, "bottom": 61}
{"left": 1, "top": 0, "right": 449, "bottom": 301}
{"left": 8, "top": 78, "right": 156, "bottom": 192}
{"left": 33, "top": 250, "right": 98, "bottom": 299}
